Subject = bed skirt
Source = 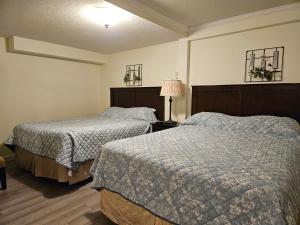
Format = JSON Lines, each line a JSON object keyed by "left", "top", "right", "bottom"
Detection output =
{"left": 99, "top": 189, "right": 173, "bottom": 225}
{"left": 15, "top": 147, "right": 93, "bottom": 184}
{"left": 99, "top": 189, "right": 300, "bottom": 225}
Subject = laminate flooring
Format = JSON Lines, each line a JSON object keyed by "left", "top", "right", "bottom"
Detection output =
{"left": 0, "top": 160, "right": 116, "bottom": 225}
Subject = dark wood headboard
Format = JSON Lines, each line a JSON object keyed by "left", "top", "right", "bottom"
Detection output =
{"left": 192, "top": 84, "right": 300, "bottom": 122}
{"left": 110, "top": 87, "right": 164, "bottom": 121}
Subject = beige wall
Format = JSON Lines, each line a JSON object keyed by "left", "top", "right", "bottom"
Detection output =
{"left": 100, "top": 41, "right": 186, "bottom": 122}
{"left": 185, "top": 5, "right": 300, "bottom": 115}
{"left": 101, "top": 4, "right": 300, "bottom": 120}
{"left": 0, "top": 37, "right": 102, "bottom": 155}
{"left": 190, "top": 21, "right": 300, "bottom": 85}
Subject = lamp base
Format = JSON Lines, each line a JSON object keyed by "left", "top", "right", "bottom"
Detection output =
{"left": 164, "top": 120, "right": 177, "bottom": 125}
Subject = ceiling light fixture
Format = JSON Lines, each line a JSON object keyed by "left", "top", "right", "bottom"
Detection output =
{"left": 81, "top": 2, "right": 132, "bottom": 29}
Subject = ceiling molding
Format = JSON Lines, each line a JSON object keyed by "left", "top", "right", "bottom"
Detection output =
{"left": 189, "top": 2, "right": 300, "bottom": 33}
{"left": 106, "top": 0, "right": 188, "bottom": 36}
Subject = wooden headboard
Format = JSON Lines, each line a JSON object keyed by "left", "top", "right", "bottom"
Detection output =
{"left": 192, "top": 84, "right": 300, "bottom": 122}
{"left": 110, "top": 87, "right": 164, "bottom": 121}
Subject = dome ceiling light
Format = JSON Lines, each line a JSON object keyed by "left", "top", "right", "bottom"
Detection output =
{"left": 81, "top": 2, "right": 132, "bottom": 29}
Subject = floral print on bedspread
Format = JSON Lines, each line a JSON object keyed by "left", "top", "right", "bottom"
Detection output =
{"left": 91, "top": 113, "right": 300, "bottom": 225}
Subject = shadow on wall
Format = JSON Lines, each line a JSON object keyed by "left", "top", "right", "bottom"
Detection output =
{"left": 0, "top": 143, "right": 14, "bottom": 157}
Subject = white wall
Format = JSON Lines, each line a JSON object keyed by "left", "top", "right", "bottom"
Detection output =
{"left": 100, "top": 41, "right": 186, "bottom": 121}
{"left": 0, "top": 37, "right": 102, "bottom": 155}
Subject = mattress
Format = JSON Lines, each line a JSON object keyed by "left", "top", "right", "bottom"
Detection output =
{"left": 91, "top": 112, "right": 300, "bottom": 225}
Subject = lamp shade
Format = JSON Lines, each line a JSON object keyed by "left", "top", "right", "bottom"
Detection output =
{"left": 160, "top": 80, "right": 184, "bottom": 97}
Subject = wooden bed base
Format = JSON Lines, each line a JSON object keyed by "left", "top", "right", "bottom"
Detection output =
{"left": 15, "top": 147, "right": 93, "bottom": 184}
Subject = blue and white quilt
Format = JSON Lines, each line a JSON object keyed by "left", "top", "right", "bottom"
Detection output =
{"left": 6, "top": 107, "right": 157, "bottom": 170}
{"left": 91, "top": 112, "right": 300, "bottom": 225}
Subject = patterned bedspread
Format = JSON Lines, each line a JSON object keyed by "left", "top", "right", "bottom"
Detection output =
{"left": 91, "top": 113, "right": 300, "bottom": 225}
{"left": 6, "top": 116, "right": 150, "bottom": 170}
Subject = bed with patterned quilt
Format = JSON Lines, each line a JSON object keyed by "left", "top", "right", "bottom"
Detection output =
{"left": 91, "top": 112, "right": 300, "bottom": 225}
{"left": 5, "top": 107, "right": 157, "bottom": 183}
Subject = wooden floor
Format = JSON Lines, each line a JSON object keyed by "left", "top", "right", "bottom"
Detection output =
{"left": 0, "top": 160, "right": 116, "bottom": 225}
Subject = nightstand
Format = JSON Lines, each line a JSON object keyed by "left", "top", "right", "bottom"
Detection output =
{"left": 151, "top": 121, "right": 178, "bottom": 132}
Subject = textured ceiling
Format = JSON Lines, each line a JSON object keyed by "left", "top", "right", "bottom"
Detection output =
{"left": 139, "top": 0, "right": 299, "bottom": 27}
{"left": 0, "top": 0, "right": 298, "bottom": 54}
{"left": 0, "top": 0, "right": 181, "bottom": 53}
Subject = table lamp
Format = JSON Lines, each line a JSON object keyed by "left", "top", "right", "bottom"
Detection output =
{"left": 160, "top": 80, "right": 184, "bottom": 124}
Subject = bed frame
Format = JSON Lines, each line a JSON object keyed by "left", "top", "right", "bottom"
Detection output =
{"left": 100, "top": 83, "right": 300, "bottom": 225}
{"left": 192, "top": 83, "right": 300, "bottom": 122}
{"left": 15, "top": 87, "right": 164, "bottom": 184}
{"left": 110, "top": 87, "right": 164, "bottom": 121}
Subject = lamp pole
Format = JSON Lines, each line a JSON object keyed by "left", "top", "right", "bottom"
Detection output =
{"left": 168, "top": 96, "right": 174, "bottom": 123}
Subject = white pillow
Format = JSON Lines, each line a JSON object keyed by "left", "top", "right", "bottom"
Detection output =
{"left": 102, "top": 107, "right": 158, "bottom": 123}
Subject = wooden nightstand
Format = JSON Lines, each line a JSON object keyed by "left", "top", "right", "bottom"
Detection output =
{"left": 151, "top": 121, "right": 178, "bottom": 132}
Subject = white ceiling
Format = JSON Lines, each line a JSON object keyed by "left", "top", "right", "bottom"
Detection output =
{"left": 138, "top": 0, "right": 299, "bottom": 27}
{"left": 0, "top": 0, "right": 181, "bottom": 54}
{"left": 0, "top": 0, "right": 298, "bottom": 54}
